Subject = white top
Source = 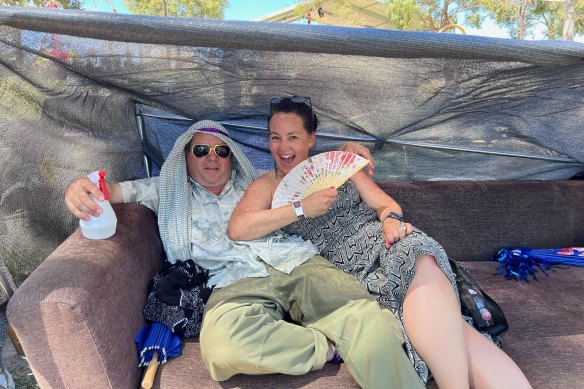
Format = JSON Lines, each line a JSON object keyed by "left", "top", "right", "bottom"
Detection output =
{"left": 119, "top": 172, "right": 317, "bottom": 288}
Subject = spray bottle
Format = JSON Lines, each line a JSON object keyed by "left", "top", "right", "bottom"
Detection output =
{"left": 79, "top": 171, "right": 117, "bottom": 239}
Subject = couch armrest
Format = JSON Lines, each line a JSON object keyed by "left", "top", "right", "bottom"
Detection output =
{"left": 7, "top": 204, "right": 162, "bottom": 389}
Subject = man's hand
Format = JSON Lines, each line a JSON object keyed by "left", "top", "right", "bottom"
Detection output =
{"left": 339, "top": 141, "right": 375, "bottom": 177}
{"left": 64, "top": 177, "right": 105, "bottom": 221}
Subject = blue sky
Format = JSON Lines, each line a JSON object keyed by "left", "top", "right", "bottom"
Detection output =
{"left": 224, "top": 0, "right": 298, "bottom": 20}
{"left": 86, "top": 0, "right": 576, "bottom": 41}
{"left": 88, "top": 0, "right": 298, "bottom": 20}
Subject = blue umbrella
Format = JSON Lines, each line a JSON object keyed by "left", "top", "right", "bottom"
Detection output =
{"left": 135, "top": 321, "right": 182, "bottom": 389}
{"left": 493, "top": 247, "right": 584, "bottom": 282}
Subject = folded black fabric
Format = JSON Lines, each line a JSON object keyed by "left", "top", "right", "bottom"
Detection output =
{"left": 143, "top": 260, "right": 213, "bottom": 338}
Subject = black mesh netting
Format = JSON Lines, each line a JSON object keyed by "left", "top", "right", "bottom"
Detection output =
{"left": 1, "top": 6, "right": 584, "bottom": 289}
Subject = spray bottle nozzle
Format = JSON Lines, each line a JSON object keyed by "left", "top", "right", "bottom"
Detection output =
{"left": 98, "top": 171, "right": 110, "bottom": 200}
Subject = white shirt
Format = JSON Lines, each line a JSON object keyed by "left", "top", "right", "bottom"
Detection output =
{"left": 119, "top": 172, "right": 317, "bottom": 288}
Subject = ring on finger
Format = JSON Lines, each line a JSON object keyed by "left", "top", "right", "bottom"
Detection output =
{"left": 400, "top": 222, "right": 406, "bottom": 231}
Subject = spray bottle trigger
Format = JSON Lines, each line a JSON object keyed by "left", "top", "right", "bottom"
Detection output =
{"left": 98, "top": 171, "right": 110, "bottom": 200}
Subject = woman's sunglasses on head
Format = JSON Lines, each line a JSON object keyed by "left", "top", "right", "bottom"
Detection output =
{"left": 270, "top": 96, "right": 312, "bottom": 114}
{"left": 192, "top": 144, "right": 231, "bottom": 159}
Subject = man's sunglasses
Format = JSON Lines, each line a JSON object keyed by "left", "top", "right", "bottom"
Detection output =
{"left": 191, "top": 144, "right": 231, "bottom": 159}
{"left": 270, "top": 96, "right": 312, "bottom": 115}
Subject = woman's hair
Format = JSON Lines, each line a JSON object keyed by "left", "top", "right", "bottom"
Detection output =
{"left": 268, "top": 97, "right": 318, "bottom": 134}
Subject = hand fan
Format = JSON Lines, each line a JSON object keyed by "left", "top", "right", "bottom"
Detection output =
{"left": 271, "top": 151, "right": 369, "bottom": 209}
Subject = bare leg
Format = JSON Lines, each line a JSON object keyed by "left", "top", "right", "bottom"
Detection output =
{"left": 463, "top": 321, "right": 532, "bottom": 389}
{"left": 403, "top": 255, "right": 469, "bottom": 389}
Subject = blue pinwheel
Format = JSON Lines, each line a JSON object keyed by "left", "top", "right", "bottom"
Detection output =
{"left": 493, "top": 247, "right": 584, "bottom": 281}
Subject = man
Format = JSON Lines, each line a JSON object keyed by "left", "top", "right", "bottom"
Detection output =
{"left": 65, "top": 120, "right": 424, "bottom": 388}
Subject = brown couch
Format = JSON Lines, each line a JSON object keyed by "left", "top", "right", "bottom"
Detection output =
{"left": 7, "top": 180, "right": 584, "bottom": 389}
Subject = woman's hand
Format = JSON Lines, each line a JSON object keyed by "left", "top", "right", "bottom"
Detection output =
{"left": 64, "top": 176, "right": 105, "bottom": 221}
{"left": 302, "top": 187, "right": 338, "bottom": 218}
{"left": 339, "top": 141, "right": 375, "bottom": 177}
{"left": 382, "top": 218, "right": 412, "bottom": 248}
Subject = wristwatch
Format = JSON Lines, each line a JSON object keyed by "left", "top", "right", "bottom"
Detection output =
{"left": 293, "top": 200, "right": 305, "bottom": 219}
{"left": 385, "top": 211, "right": 403, "bottom": 222}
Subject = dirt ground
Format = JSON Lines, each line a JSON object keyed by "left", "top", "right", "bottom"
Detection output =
{"left": 2, "top": 336, "right": 38, "bottom": 389}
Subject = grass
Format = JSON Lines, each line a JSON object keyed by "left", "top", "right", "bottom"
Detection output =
{"left": 13, "top": 374, "right": 39, "bottom": 389}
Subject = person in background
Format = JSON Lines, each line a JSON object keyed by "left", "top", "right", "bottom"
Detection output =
{"left": 65, "top": 120, "right": 424, "bottom": 388}
{"left": 228, "top": 97, "right": 532, "bottom": 389}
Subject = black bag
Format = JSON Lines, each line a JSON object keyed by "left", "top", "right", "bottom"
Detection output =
{"left": 449, "top": 259, "right": 509, "bottom": 336}
{"left": 143, "top": 259, "right": 213, "bottom": 338}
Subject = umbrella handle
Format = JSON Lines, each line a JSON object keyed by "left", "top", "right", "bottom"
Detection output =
{"left": 141, "top": 351, "right": 160, "bottom": 389}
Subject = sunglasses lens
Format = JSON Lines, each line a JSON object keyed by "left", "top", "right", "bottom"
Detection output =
{"left": 193, "top": 144, "right": 211, "bottom": 158}
{"left": 192, "top": 144, "right": 231, "bottom": 158}
{"left": 215, "top": 145, "right": 231, "bottom": 158}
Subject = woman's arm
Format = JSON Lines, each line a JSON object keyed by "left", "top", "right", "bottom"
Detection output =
{"left": 350, "top": 170, "right": 411, "bottom": 247}
{"left": 228, "top": 174, "right": 338, "bottom": 241}
{"left": 228, "top": 175, "right": 296, "bottom": 241}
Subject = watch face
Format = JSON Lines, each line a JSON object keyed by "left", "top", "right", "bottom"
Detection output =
{"left": 292, "top": 200, "right": 304, "bottom": 218}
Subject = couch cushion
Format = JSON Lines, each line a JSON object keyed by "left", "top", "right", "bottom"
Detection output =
{"left": 153, "top": 261, "right": 584, "bottom": 389}
{"left": 153, "top": 339, "right": 358, "bottom": 388}
{"left": 460, "top": 261, "right": 584, "bottom": 389}
{"left": 377, "top": 180, "right": 584, "bottom": 261}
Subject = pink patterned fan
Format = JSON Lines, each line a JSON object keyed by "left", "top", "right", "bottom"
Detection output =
{"left": 271, "top": 151, "right": 369, "bottom": 209}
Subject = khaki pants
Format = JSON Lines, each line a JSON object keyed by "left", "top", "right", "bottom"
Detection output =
{"left": 200, "top": 256, "right": 424, "bottom": 389}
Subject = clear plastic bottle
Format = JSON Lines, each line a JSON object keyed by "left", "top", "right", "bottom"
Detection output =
{"left": 79, "top": 171, "right": 117, "bottom": 239}
{"left": 467, "top": 286, "right": 494, "bottom": 325}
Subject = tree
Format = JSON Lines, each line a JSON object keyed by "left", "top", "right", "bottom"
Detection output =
{"left": 0, "top": 0, "right": 81, "bottom": 7}
{"left": 0, "top": 0, "right": 27, "bottom": 5}
{"left": 477, "top": 0, "right": 538, "bottom": 38}
{"left": 123, "top": 0, "right": 228, "bottom": 18}
{"left": 385, "top": 0, "right": 484, "bottom": 31}
{"left": 532, "top": 0, "right": 565, "bottom": 39}
{"left": 294, "top": 0, "right": 483, "bottom": 32}
{"left": 550, "top": 0, "right": 584, "bottom": 40}
{"left": 563, "top": 0, "right": 575, "bottom": 39}
{"left": 479, "top": 0, "right": 584, "bottom": 39}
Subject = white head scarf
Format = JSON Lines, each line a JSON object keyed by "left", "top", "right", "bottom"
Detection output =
{"left": 158, "top": 120, "right": 258, "bottom": 263}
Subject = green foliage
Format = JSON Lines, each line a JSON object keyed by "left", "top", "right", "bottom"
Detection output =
{"left": 384, "top": 0, "right": 483, "bottom": 31}
{"left": 35, "top": 0, "right": 81, "bottom": 8}
{"left": 476, "top": 0, "right": 584, "bottom": 39}
{"left": 532, "top": 0, "right": 563, "bottom": 39}
{"left": 530, "top": 0, "right": 584, "bottom": 39}
{"left": 476, "top": 0, "right": 535, "bottom": 38}
{"left": 13, "top": 374, "right": 40, "bottom": 389}
{"left": 385, "top": 0, "right": 417, "bottom": 30}
{"left": 0, "top": 0, "right": 80, "bottom": 6}
{"left": 295, "top": 0, "right": 582, "bottom": 39}
{"left": 123, "top": 0, "right": 228, "bottom": 18}
{"left": 0, "top": 0, "right": 26, "bottom": 5}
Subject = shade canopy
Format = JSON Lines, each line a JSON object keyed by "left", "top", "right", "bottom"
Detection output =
{"left": 1, "top": 5, "right": 583, "bottom": 287}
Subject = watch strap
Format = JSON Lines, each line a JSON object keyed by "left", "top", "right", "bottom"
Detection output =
{"left": 385, "top": 211, "right": 403, "bottom": 222}
{"left": 293, "top": 200, "right": 305, "bottom": 219}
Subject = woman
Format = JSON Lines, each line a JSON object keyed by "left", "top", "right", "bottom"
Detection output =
{"left": 228, "top": 97, "right": 532, "bottom": 388}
